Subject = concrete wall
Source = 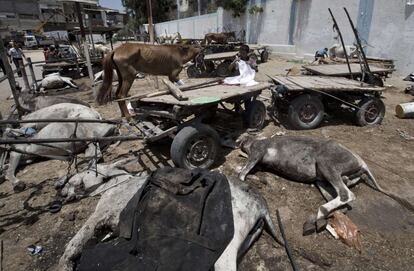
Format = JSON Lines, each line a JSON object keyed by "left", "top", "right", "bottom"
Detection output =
{"left": 155, "top": 0, "right": 414, "bottom": 74}
{"left": 154, "top": 11, "right": 221, "bottom": 39}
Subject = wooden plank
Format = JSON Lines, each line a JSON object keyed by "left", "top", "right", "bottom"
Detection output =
{"left": 140, "top": 82, "right": 272, "bottom": 105}
{"left": 162, "top": 79, "right": 188, "bottom": 101}
{"left": 204, "top": 51, "right": 238, "bottom": 61}
{"left": 274, "top": 75, "right": 385, "bottom": 92}
{"left": 303, "top": 63, "right": 393, "bottom": 76}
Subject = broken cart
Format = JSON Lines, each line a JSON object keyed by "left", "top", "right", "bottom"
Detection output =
{"left": 270, "top": 75, "right": 386, "bottom": 129}
{"left": 129, "top": 79, "right": 271, "bottom": 169}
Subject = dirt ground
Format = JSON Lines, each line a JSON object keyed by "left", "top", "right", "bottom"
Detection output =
{"left": 0, "top": 55, "right": 413, "bottom": 271}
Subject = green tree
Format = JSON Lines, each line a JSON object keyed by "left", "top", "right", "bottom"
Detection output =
{"left": 216, "top": 0, "right": 249, "bottom": 17}
{"left": 121, "top": 0, "right": 176, "bottom": 25}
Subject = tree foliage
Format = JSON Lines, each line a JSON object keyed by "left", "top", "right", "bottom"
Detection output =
{"left": 216, "top": 0, "right": 249, "bottom": 17}
{"left": 121, "top": 0, "right": 176, "bottom": 25}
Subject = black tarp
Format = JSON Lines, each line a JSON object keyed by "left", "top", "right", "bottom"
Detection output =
{"left": 77, "top": 167, "right": 234, "bottom": 271}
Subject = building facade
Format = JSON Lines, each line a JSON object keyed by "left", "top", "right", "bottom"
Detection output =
{"left": 0, "top": 0, "right": 125, "bottom": 40}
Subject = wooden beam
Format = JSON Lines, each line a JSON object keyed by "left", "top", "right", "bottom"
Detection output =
{"left": 162, "top": 79, "right": 188, "bottom": 101}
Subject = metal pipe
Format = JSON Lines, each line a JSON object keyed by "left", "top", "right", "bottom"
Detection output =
{"left": 0, "top": 135, "right": 143, "bottom": 145}
{"left": 328, "top": 8, "right": 352, "bottom": 79}
{"left": 0, "top": 118, "right": 122, "bottom": 125}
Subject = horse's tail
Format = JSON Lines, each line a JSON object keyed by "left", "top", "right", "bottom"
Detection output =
{"left": 97, "top": 51, "right": 115, "bottom": 105}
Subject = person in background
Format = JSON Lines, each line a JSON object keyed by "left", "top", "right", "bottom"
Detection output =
{"left": 314, "top": 47, "right": 329, "bottom": 64}
{"left": 43, "top": 46, "right": 49, "bottom": 61}
{"left": 8, "top": 42, "right": 25, "bottom": 77}
{"left": 47, "top": 45, "right": 62, "bottom": 62}
{"left": 229, "top": 44, "right": 258, "bottom": 73}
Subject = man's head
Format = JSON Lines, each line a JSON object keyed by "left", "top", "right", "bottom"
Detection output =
{"left": 239, "top": 44, "right": 250, "bottom": 60}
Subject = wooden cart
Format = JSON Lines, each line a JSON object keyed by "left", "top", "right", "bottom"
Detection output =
{"left": 187, "top": 51, "right": 239, "bottom": 78}
{"left": 302, "top": 63, "right": 394, "bottom": 78}
{"left": 130, "top": 80, "right": 272, "bottom": 169}
{"left": 270, "top": 75, "right": 386, "bottom": 129}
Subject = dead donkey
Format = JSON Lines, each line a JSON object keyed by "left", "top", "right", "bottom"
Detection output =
{"left": 238, "top": 135, "right": 414, "bottom": 234}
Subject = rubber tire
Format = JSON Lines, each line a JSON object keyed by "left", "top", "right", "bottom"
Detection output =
{"left": 187, "top": 64, "right": 201, "bottom": 78}
{"left": 260, "top": 50, "right": 269, "bottom": 63}
{"left": 170, "top": 124, "right": 220, "bottom": 170}
{"left": 244, "top": 100, "right": 266, "bottom": 130}
{"left": 216, "top": 61, "right": 232, "bottom": 77}
{"left": 288, "top": 95, "right": 324, "bottom": 130}
{"left": 355, "top": 98, "right": 385, "bottom": 126}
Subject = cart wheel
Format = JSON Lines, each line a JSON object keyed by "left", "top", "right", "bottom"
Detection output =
{"left": 216, "top": 60, "right": 232, "bottom": 77}
{"left": 187, "top": 64, "right": 202, "bottom": 78}
{"left": 260, "top": 50, "right": 269, "bottom": 63}
{"left": 204, "top": 61, "right": 215, "bottom": 73}
{"left": 355, "top": 97, "right": 385, "bottom": 126}
{"left": 244, "top": 100, "right": 266, "bottom": 130}
{"left": 171, "top": 124, "right": 220, "bottom": 169}
{"left": 288, "top": 95, "right": 324, "bottom": 130}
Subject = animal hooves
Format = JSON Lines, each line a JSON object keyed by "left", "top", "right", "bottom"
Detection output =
{"left": 303, "top": 220, "right": 316, "bottom": 236}
{"left": 13, "top": 181, "right": 26, "bottom": 192}
{"left": 316, "top": 218, "right": 328, "bottom": 232}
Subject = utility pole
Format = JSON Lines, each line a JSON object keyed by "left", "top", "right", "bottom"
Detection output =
{"left": 74, "top": 1, "right": 94, "bottom": 86}
{"left": 147, "top": 0, "right": 154, "bottom": 43}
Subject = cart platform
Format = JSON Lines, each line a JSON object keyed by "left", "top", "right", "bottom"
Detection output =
{"left": 271, "top": 75, "right": 385, "bottom": 92}
{"left": 302, "top": 63, "right": 394, "bottom": 77}
{"left": 140, "top": 82, "right": 272, "bottom": 106}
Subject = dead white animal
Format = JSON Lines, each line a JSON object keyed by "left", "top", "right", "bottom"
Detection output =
{"left": 3, "top": 103, "right": 116, "bottom": 192}
{"left": 37, "top": 73, "right": 78, "bottom": 92}
{"left": 94, "top": 44, "right": 111, "bottom": 55}
{"left": 93, "top": 70, "right": 118, "bottom": 83}
{"left": 329, "top": 43, "right": 358, "bottom": 58}
{"left": 55, "top": 157, "right": 136, "bottom": 202}
{"left": 57, "top": 175, "right": 291, "bottom": 271}
{"left": 18, "top": 92, "right": 90, "bottom": 112}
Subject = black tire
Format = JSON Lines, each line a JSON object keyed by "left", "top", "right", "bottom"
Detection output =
{"left": 204, "top": 61, "right": 215, "bottom": 73}
{"left": 355, "top": 97, "right": 385, "bottom": 126}
{"left": 260, "top": 50, "right": 269, "bottom": 63}
{"left": 244, "top": 100, "right": 266, "bottom": 129}
{"left": 288, "top": 95, "right": 324, "bottom": 130}
{"left": 216, "top": 60, "right": 232, "bottom": 77}
{"left": 187, "top": 64, "right": 202, "bottom": 78}
{"left": 170, "top": 124, "right": 220, "bottom": 169}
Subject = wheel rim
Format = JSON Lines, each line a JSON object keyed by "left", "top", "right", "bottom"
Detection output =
{"left": 299, "top": 103, "right": 318, "bottom": 123}
{"left": 217, "top": 62, "right": 230, "bottom": 77}
{"left": 261, "top": 51, "right": 269, "bottom": 62}
{"left": 185, "top": 137, "right": 214, "bottom": 168}
{"left": 364, "top": 102, "right": 380, "bottom": 123}
{"left": 187, "top": 65, "right": 200, "bottom": 78}
{"left": 251, "top": 106, "right": 265, "bottom": 128}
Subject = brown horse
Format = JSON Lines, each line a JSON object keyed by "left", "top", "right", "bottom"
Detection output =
{"left": 97, "top": 43, "right": 201, "bottom": 117}
{"left": 203, "top": 32, "right": 236, "bottom": 45}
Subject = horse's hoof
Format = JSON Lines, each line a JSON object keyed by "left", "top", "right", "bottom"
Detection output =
{"left": 13, "top": 181, "right": 26, "bottom": 192}
{"left": 303, "top": 215, "right": 317, "bottom": 236}
{"left": 316, "top": 218, "right": 328, "bottom": 232}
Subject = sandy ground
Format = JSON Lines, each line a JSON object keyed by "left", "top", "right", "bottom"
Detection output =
{"left": 0, "top": 53, "right": 413, "bottom": 271}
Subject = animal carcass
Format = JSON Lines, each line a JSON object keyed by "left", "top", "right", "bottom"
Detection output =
{"left": 37, "top": 73, "right": 78, "bottom": 92}
{"left": 18, "top": 92, "right": 90, "bottom": 112}
{"left": 3, "top": 103, "right": 117, "bottom": 192}
{"left": 55, "top": 157, "right": 136, "bottom": 202}
{"left": 57, "top": 169, "right": 289, "bottom": 271}
{"left": 238, "top": 135, "right": 414, "bottom": 233}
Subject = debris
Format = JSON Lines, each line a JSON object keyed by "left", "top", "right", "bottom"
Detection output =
{"left": 395, "top": 102, "right": 414, "bottom": 118}
{"left": 27, "top": 245, "right": 43, "bottom": 255}
{"left": 328, "top": 211, "right": 362, "bottom": 252}
{"left": 271, "top": 131, "right": 286, "bottom": 137}
{"left": 325, "top": 224, "right": 339, "bottom": 239}
{"left": 405, "top": 85, "right": 414, "bottom": 95}
{"left": 397, "top": 129, "right": 414, "bottom": 141}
